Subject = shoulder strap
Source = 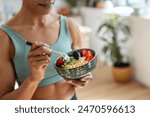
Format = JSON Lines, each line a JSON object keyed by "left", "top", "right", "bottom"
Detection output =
{"left": 0, "top": 25, "right": 26, "bottom": 57}
{"left": 0, "top": 25, "right": 25, "bottom": 44}
{"left": 60, "top": 15, "right": 70, "bottom": 36}
{"left": 60, "top": 15, "right": 72, "bottom": 43}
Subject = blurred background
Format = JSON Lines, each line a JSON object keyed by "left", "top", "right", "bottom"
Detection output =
{"left": 1, "top": 0, "right": 150, "bottom": 99}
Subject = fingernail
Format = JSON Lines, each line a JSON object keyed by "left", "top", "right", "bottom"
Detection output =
{"left": 80, "top": 78, "right": 86, "bottom": 81}
{"left": 68, "top": 80, "right": 72, "bottom": 83}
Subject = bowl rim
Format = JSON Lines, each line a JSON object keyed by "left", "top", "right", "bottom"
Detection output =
{"left": 54, "top": 48, "right": 97, "bottom": 70}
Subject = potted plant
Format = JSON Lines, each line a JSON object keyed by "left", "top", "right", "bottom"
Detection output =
{"left": 64, "top": 0, "right": 86, "bottom": 15}
{"left": 97, "top": 14, "right": 132, "bottom": 82}
{"left": 65, "top": 0, "right": 78, "bottom": 7}
{"left": 93, "top": 0, "right": 104, "bottom": 8}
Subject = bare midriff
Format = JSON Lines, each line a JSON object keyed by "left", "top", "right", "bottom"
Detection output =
{"left": 32, "top": 80, "right": 75, "bottom": 100}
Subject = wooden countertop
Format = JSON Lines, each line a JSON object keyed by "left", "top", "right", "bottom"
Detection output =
{"left": 76, "top": 61, "right": 150, "bottom": 100}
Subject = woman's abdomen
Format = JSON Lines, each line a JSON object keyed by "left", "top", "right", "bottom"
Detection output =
{"left": 32, "top": 80, "right": 75, "bottom": 100}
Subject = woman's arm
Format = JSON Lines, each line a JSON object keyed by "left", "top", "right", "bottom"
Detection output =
{"left": 0, "top": 31, "right": 51, "bottom": 100}
{"left": 67, "top": 17, "right": 82, "bottom": 50}
{"left": 0, "top": 31, "right": 41, "bottom": 100}
{"left": 66, "top": 17, "right": 93, "bottom": 88}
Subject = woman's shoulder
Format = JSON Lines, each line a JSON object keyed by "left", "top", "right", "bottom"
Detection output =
{"left": 0, "top": 24, "right": 13, "bottom": 47}
{"left": 65, "top": 17, "right": 82, "bottom": 49}
{"left": 0, "top": 26, "right": 15, "bottom": 58}
{"left": 0, "top": 28, "right": 10, "bottom": 41}
{"left": 66, "top": 16, "right": 79, "bottom": 30}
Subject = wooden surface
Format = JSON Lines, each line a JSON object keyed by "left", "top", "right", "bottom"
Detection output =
{"left": 76, "top": 62, "right": 150, "bottom": 100}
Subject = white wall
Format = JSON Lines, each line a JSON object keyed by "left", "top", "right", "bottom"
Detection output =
{"left": 0, "top": 0, "right": 5, "bottom": 23}
{"left": 80, "top": 7, "right": 133, "bottom": 62}
{"left": 80, "top": 7, "right": 108, "bottom": 59}
{"left": 53, "top": 0, "right": 68, "bottom": 11}
{"left": 3, "top": 0, "right": 22, "bottom": 19}
{"left": 130, "top": 16, "right": 150, "bottom": 87}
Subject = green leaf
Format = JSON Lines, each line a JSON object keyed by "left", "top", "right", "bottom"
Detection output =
{"left": 118, "top": 23, "right": 130, "bottom": 35}
{"left": 97, "top": 14, "right": 130, "bottom": 64}
{"left": 97, "top": 23, "right": 114, "bottom": 34}
{"left": 100, "top": 37, "right": 110, "bottom": 44}
{"left": 120, "top": 37, "right": 128, "bottom": 43}
{"left": 65, "top": 0, "right": 77, "bottom": 7}
{"left": 102, "top": 45, "right": 109, "bottom": 53}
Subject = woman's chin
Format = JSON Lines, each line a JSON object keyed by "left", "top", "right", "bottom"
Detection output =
{"left": 36, "top": 10, "right": 51, "bottom": 15}
{"left": 34, "top": 7, "right": 52, "bottom": 15}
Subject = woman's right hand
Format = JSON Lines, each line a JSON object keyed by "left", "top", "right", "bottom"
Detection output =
{"left": 27, "top": 42, "right": 52, "bottom": 82}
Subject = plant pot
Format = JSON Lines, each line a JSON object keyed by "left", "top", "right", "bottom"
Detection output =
{"left": 58, "top": 7, "right": 71, "bottom": 16}
{"left": 112, "top": 64, "right": 132, "bottom": 83}
{"left": 96, "top": 0, "right": 104, "bottom": 8}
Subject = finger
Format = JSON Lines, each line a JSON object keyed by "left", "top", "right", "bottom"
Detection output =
{"left": 30, "top": 41, "right": 44, "bottom": 51}
{"left": 29, "top": 46, "right": 52, "bottom": 57}
{"left": 67, "top": 80, "right": 86, "bottom": 88}
{"left": 29, "top": 46, "right": 51, "bottom": 56}
{"left": 80, "top": 77, "right": 93, "bottom": 82}
{"left": 30, "top": 55, "right": 50, "bottom": 62}
{"left": 28, "top": 54, "right": 47, "bottom": 62}
{"left": 33, "top": 59, "right": 50, "bottom": 69}
{"left": 80, "top": 73, "right": 93, "bottom": 81}
{"left": 30, "top": 55, "right": 50, "bottom": 65}
{"left": 30, "top": 41, "right": 50, "bottom": 51}
{"left": 64, "top": 78, "right": 80, "bottom": 82}
{"left": 64, "top": 78, "right": 70, "bottom": 81}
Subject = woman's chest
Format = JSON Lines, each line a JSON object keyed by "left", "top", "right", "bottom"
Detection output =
{"left": 15, "top": 25, "right": 60, "bottom": 45}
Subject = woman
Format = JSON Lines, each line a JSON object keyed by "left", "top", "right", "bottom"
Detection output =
{"left": 0, "top": 0, "right": 92, "bottom": 100}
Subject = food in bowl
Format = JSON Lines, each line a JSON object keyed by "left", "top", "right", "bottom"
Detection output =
{"left": 54, "top": 48, "right": 97, "bottom": 79}
{"left": 57, "top": 57, "right": 88, "bottom": 69}
{"left": 56, "top": 49, "right": 94, "bottom": 69}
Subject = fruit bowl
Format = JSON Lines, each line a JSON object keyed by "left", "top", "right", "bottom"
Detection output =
{"left": 54, "top": 48, "right": 97, "bottom": 79}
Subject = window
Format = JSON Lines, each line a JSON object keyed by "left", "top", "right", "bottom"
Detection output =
{"left": 126, "top": 0, "right": 147, "bottom": 6}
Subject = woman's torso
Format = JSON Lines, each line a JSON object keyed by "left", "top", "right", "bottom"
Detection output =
{"left": 1, "top": 14, "right": 75, "bottom": 100}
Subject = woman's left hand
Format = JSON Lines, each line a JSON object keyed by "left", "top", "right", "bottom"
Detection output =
{"left": 65, "top": 73, "right": 93, "bottom": 88}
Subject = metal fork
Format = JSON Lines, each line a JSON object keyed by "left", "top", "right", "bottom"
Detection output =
{"left": 51, "top": 49, "right": 70, "bottom": 61}
{"left": 26, "top": 41, "right": 70, "bottom": 61}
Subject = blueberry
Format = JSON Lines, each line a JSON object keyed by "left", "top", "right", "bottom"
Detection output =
{"left": 73, "top": 51, "right": 81, "bottom": 60}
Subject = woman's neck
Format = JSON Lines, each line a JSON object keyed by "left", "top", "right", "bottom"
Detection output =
{"left": 14, "top": 7, "right": 52, "bottom": 27}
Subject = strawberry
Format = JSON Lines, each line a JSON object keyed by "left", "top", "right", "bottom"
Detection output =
{"left": 85, "top": 54, "right": 94, "bottom": 61}
{"left": 81, "top": 50, "right": 88, "bottom": 57}
{"left": 82, "top": 50, "right": 94, "bottom": 62}
{"left": 56, "top": 57, "right": 64, "bottom": 67}
{"left": 85, "top": 50, "right": 94, "bottom": 62}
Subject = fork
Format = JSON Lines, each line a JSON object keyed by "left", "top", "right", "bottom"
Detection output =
{"left": 26, "top": 41, "right": 70, "bottom": 61}
{"left": 51, "top": 49, "right": 70, "bottom": 61}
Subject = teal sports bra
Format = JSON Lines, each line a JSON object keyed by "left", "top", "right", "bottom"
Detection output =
{"left": 0, "top": 15, "right": 72, "bottom": 87}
